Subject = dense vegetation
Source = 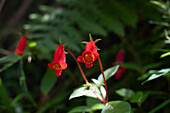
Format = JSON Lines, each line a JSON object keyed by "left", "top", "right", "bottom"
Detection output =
{"left": 0, "top": 0, "right": 169, "bottom": 113}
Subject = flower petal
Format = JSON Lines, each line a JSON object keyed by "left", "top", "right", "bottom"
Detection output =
{"left": 116, "top": 50, "right": 125, "bottom": 62}
{"left": 93, "top": 52, "right": 99, "bottom": 60}
{"left": 15, "top": 36, "right": 27, "bottom": 56}
{"left": 61, "top": 63, "right": 67, "bottom": 69}
{"left": 53, "top": 45, "right": 66, "bottom": 63}
{"left": 55, "top": 70, "right": 62, "bottom": 76}
{"left": 77, "top": 56, "right": 84, "bottom": 62}
{"left": 85, "top": 63, "right": 93, "bottom": 68}
{"left": 85, "top": 41, "right": 97, "bottom": 53}
{"left": 48, "top": 63, "right": 54, "bottom": 69}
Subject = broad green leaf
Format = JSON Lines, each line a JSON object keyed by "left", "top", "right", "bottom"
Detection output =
{"left": 160, "top": 52, "right": 170, "bottom": 58}
{"left": 116, "top": 88, "right": 135, "bottom": 100}
{"left": 142, "top": 68, "right": 170, "bottom": 84}
{"left": 98, "top": 65, "right": 119, "bottom": 84}
{"left": 130, "top": 91, "right": 148, "bottom": 106}
{"left": 68, "top": 106, "right": 90, "bottom": 113}
{"left": 69, "top": 85, "right": 106, "bottom": 100}
{"left": 86, "top": 97, "right": 101, "bottom": 107}
{"left": 91, "top": 103, "right": 104, "bottom": 111}
{"left": 101, "top": 101, "right": 131, "bottom": 113}
{"left": 40, "top": 69, "right": 57, "bottom": 95}
{"left": 69, "top": 86, "right": 88, "bottom": 100}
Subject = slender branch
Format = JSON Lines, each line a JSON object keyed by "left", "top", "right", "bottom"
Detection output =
{"left": 64, "top": 48, "right": 88, "bottom": 83}
{"left": 98, "top": 56, "right": 108, "bottom": 103}
{"left": 93, "top": 91, "right": 106, "bottom": 104}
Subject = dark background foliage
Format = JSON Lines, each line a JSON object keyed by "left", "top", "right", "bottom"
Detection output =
{"left": 0, "top": 0, "right": 169, "bottom": 113}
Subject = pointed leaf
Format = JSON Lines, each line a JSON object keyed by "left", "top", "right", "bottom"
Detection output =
{"left": 40, "top": 69, "right": 57, "bottom": 95}
{"left": 98, "top": 65, "right": 119, "bottom": 84}
{"left": 115, "top": 88, "right": 135, "bottom": 100}
{"left": 101, "top": 101, "right": 131, "bottom": 113}
{"left": 160, "top": 52, "right": 170, "bottom": 58}
{"left": 142, "top": 68, "right": 170, "bottom": 85}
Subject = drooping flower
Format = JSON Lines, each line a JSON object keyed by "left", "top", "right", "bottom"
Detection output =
{"left": 48, "top": 45, "right": 67, "bottom": 76}
{"left": 15, "top": 36, "right": 27, "bottom": 56}
{"left": 114, "top": 50, "right": 126, "bottom": 79}
{"left": 77, "top": 41, "right": 99, "bottom": 68}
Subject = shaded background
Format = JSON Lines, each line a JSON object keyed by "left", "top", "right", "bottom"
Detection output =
{"left": 0, "top": 0, "right": 170, "bottom": 113}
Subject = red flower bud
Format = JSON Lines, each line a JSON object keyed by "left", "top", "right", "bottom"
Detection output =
{"left": 77, "top": 41, "right": 99, "bottom": 68}
{"left": 15, "top": 36, "right": 27, "bottom": 56}
{"left": 114, "top": 50, "right": 126, "bottom": 79}
{"left": 48, "top": 45, "right": 67, "bottom": 76}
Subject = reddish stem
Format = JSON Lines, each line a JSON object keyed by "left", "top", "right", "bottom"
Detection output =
{"left": 98, "top": 56, "right": 108, "bottom": 103}
{"left": 65, "top": 48, "right": 88, "bottom": 83}
{"left": 93, "top": 91, "right": 106, "bottom": 104}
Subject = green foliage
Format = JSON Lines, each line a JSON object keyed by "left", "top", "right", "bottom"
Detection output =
{"left": 142, "top": 68, "right": 170, "bottom": 84}
{"left": 98, "top": 65, "right": 119, "bottom": 84}
{"left": 101, "top": 101, "right": 131, "bottom": 113}
{"left": 115, "top": 88, "right": 135, "bottom": 100}
{"left": 40, "top": 68, "right": 57, "bottom": 95}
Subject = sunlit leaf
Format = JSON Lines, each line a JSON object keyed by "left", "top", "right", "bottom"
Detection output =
{"left": 151, "top": 1, "right": 167, "bottom": 9}
{"left": 160, "top": 52, "right": 170, "bottom": 58}
{"left": 115, "top": 88, "right": 135, "bottom": 100}
{"left": 40, "top": 69, "right": 57, "bottom": 95}
{"left": 101, "top": 101, "right": 131, "bottom": 113}
{"left": 28, "top": 42, "right": 37, "bottom": 48}
{"left": 142, "top": 68, "right": 170, "bottom": 84}
{"left": 98, "top": 65, "right": 119, "bottom": 84}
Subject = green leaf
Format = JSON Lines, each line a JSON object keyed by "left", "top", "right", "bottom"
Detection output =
{"left": 40, "top": 69, "right": 57, "bottom": 95}
{"left": 151, "top": 1, "right": 167, "bottom": 9}
{"left": 0, "top": 54, "right": 20, "bottom": 73}
{"left": 68, "top": 106, "right": 90, "bottom": 113}
{"left": 142, "top": 68, "right": 170, "bottom": 85}
{"left": 160, "top": 52, "right": 170, "bottom": 58}
{"left": 28, "top": 42, "right": 37, "bottom": 48}
{"left": 101, "top": 101, "right": 131, "bottom": 113}
{"left": 91, "top": 103, "right": 104, "bottom": 111}
{"left": 98, "top": 65, "right": 119, "bottom": 84}
{"left": 69, "top": 85, "right": 106, "bottom": 100}
{"left": 115, "top": 88, "right": 135, "bottom": 100}
{"left": 130, "top": 91, "right": 148, "bottom": 106}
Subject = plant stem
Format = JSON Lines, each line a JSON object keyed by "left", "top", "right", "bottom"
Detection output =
{"left": 64, "top": 48, "right": 88, "bottom": 83}
{"left": 98, "top": 56, "right": 108, "bottom": 103}
{"left": 20, "top": 58, "right": 37, "bottom": 107}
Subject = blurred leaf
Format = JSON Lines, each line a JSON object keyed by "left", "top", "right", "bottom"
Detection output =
{"left": 130, "top": 91, "right": 148, "bottom": 106}
{"left": 0, "top": 54, "right": 20, "bottom": 73}
{"left": 101, "top": 101, "right": 131, "bottom": 113}
{"left": 28, "top": 42, "right": 37, "bottom": 48}
{"left": 86, "top": 97, "right": 101, "bottom": 107}
{"left": 148, "top": 98, "right": 170, "bottom": 113}
{"left": 138, "top": 70, "right": 157, "bottom": 80}
{"left": 68, "top": 106, "right": 90, "bottom": 113}
{"left": 151, "top": 1, "right": 167, "bottom": 9}
{"left": 91, "top": 103, "right": 104, "bottom": 111}
{"left": 69, "top": 86, "right": 88, "bottom": 100}
{"left": 142, "top": 68, "right": 170, "bottom": 84}
{"left": 98, "top": 65, "right": 119, "bottom": 84}
{"left": 40, "top": 69, "right": 57, "bottom": 95}
{"left": 91, "top": 78, "right": 101, "bottom": 86}
{"left": 160, "top": 52, "right": 170, "bottom": 58}
{"left": 115, "top": 88, "right": 135, "bottom": 100}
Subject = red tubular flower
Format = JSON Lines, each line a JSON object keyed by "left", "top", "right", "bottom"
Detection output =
{"left": 48, "top": 45, "right": 67, "bottom": 76}
{"left": 15, "top": 36, "right": 27, "bottom": 56}
{"left": 77, "top": 41, "right": 99, "bottom": 68}
{"left": 114, "top": 50, "right": 126, "bottom": 79}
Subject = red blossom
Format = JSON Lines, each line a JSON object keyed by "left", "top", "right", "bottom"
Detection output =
{"left": 114, "top": 50, "right": 126, "bottom": 79}
{"left": 77, "top": 41, "right": 99, "bottom": 68}
{"left": 15, "top": 36, "right": 27, "bottom": 56}
{"left": 48, "top": 45, "right": 67, "bottom": 76}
